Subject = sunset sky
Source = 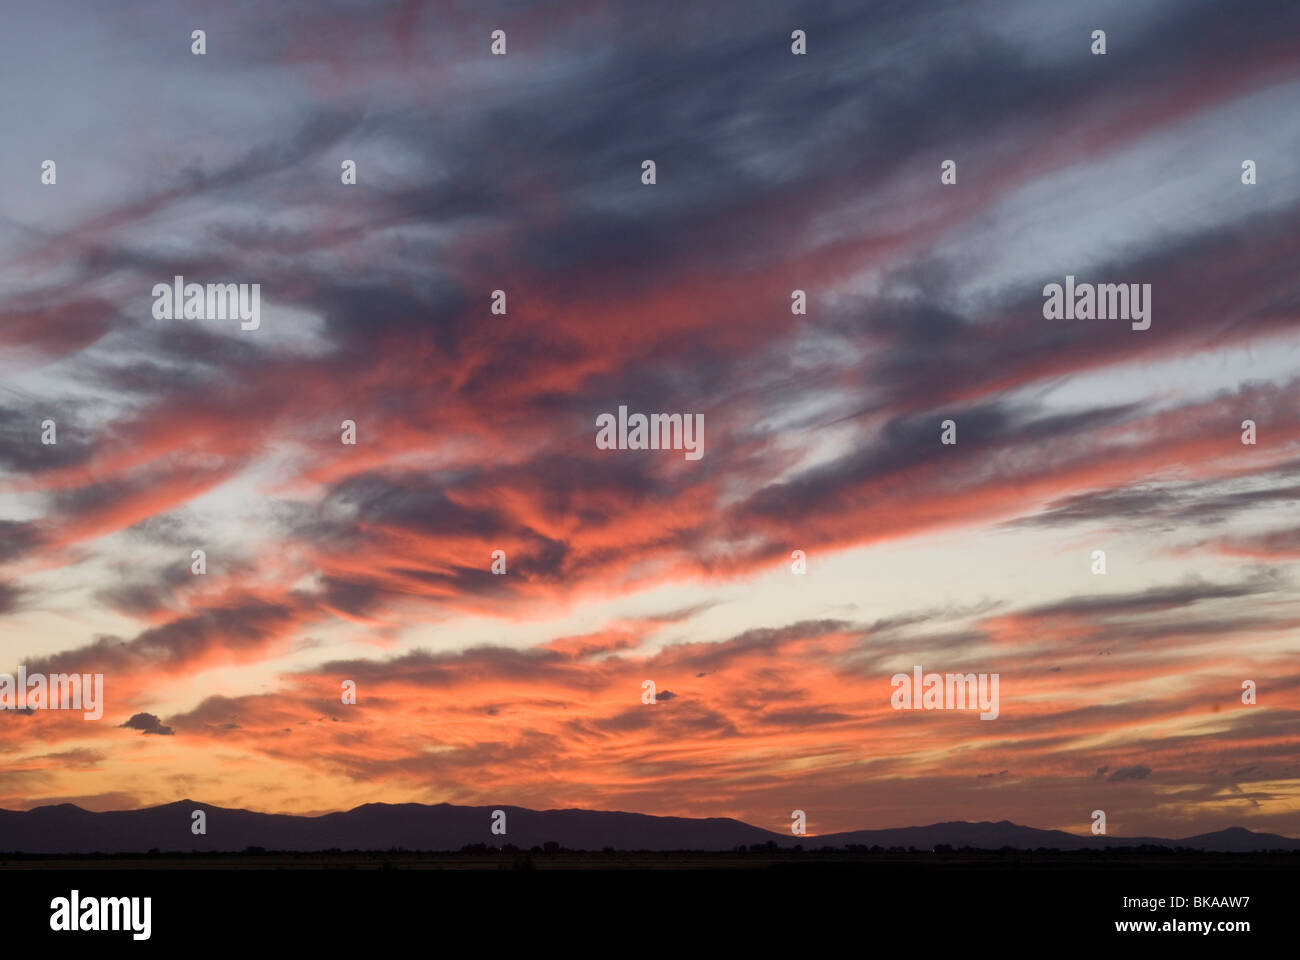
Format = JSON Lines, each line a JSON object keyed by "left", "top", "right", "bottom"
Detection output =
{"left": 1, "top": 0, "right": 1298, "bottom": 840}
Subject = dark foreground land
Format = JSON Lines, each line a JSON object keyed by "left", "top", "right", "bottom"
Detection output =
{"left": 3, "top": 850, "right": 1289, "bottom": 946}
{"left": 3, "top": 847, "right": 1298, "bottom": 869}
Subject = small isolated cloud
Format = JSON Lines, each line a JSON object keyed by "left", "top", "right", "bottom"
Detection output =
{"left": 656, "top": 690, "right": 677, "bottom": 701}
{"left": 120, "top": 713, "right": 174, "bottom": 736}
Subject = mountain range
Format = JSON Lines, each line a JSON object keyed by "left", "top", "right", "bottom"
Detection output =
{"left": 1, "top": 801, "right": 1297, "bottom": 854}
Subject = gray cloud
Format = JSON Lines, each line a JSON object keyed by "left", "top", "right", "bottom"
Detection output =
{"left": 1107, "top": 765, "right": 1153, "bottom": 782}
{"left": 120, "top": 713, "right": 174, "bottom": 736}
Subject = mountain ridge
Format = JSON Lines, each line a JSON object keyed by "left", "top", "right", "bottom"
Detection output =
{"left": 1, "top": 800, "right": 1296, "bottom": 854}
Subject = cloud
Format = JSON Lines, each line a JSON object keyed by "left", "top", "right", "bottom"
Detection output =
{"left": 119, "top": 714, "right": 174, "bottom": 736}
{"left": 1, "top": 0, "right": 1299, "bottom": 836}
{"left": 0, "top": 582, "right": 23, "bottom": 616}
{"left": 1107, "top": 765, "right": 1153, "bottom": 783}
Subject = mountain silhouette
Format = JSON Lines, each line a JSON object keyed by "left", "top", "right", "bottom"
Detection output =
{"left": 804, "top": 819, "right": 1300, "bottom": 852}
{"left": 0, "top": 801, "right": 1295, "bottom": 854}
